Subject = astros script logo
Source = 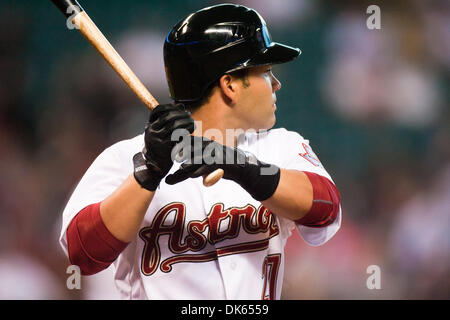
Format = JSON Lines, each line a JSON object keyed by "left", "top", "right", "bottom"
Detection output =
{"left": 139, "top": 202, "right": 279, "bottom": 275}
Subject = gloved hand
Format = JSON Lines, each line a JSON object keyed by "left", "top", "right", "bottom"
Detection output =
{"left": 133, "top": 103, "right": 195, "bottom": 191}
{"left": 165, "top": 136, "right": 280, "bottom": 201}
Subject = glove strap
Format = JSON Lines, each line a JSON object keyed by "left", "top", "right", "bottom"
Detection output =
{"left": 133, "top": 152, "right": 164, "bottom": 191}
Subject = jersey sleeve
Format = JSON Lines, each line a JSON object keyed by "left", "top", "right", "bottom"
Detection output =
{"left": 275, "top": 129, "right": 342, "bottom": 246}
{"left": 59, "top": 144, "right": 132, "bottom": 257}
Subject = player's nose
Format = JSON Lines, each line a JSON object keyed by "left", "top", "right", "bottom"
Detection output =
{"left": 271, "top": 74, "right": 281, "bottom": 92}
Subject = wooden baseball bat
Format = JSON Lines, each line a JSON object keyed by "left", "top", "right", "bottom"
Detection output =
{"left": 50, "top": 0, "right": 224, "bottom": 187}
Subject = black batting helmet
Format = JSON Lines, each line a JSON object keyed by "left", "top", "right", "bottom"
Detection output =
{"left": 163, "top": 4, "right": 301, "bottom": 103}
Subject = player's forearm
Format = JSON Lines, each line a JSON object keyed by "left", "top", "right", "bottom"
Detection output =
{"left": 100, "top": 174, "right": 154, "bottom": 243}
{"left": 261, "top": 169, "right": 313, "bottom": 221}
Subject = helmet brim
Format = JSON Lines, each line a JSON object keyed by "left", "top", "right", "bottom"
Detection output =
{"left": 251, "top": 42, "right": 301, "bottom": 65}
{"left": 226, "top": 42, "right": 301, "bottom": 73}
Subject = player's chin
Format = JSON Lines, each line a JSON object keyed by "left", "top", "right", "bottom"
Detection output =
{"left": 269, "top": 115, "right": 276, "bottom": 128}
{"left": 262, "top": 114, "right": 276, "bottom": 130}
{"left": 270, "top": 108, "right": 277, "bottom": 125}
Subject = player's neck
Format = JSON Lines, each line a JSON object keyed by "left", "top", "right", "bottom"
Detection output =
{"left": 191, "top": 102, "right": 244, "bottom": 148}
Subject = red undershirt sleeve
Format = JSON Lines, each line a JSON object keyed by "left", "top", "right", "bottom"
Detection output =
{"left": 295, "top": 172, "right": 341, "bottom": 228}
{"left": 66, "top": 202, "right": 129, "bottom": 275}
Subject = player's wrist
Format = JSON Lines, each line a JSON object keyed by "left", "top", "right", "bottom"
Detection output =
{"left": 238, "top": 154, "right": 281, "bottom": 201}
{"left": 133, "top": 152, "right": 166, "bottom": 191}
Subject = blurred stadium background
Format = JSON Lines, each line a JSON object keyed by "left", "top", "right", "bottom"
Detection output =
{"left": 0, "top": 0, "right": 448, "bottom": 299}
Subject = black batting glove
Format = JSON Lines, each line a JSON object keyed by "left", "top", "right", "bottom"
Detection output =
{"left": 165, "top": 136, "right": 280, "bottom": 201}
{"left": 133, "top": 103, "right": 195, "bottom": 191}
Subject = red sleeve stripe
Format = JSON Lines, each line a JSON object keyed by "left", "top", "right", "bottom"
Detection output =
{"left": 66, "top": 202, "right": 128, "bottom": 275}
{"left": 295, "top": 172, "right": 341, "bottom": 228}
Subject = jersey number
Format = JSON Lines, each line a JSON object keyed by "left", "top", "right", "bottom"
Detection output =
{"left": 261, "top": 254, "right": 281, "bottom": 300}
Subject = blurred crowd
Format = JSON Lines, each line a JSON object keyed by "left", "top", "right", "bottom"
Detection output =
{"left": 0, "top": 0, "right": 448, "bottom": 299}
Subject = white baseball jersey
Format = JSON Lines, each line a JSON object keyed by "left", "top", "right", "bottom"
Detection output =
{"left": 60, "top": 128, "right": 341, "bottom": 300}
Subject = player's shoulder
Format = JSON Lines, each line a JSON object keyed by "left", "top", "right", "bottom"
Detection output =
{"left": 105, "top": 133, "right": 144, "bottom": 153}
{"left": 244, "top": 127, "right": 308, "bottom": 146}
{"left": 95, "top": 133, "right": 144, "bottom": 164}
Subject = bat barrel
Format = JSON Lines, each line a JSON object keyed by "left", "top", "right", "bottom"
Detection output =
{"left": 50, "top": 0, "right": 84, "bottom": 18}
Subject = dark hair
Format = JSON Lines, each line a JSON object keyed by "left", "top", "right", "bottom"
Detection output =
{"left": 182, "top": 68, "right": 249, "bottom": 113}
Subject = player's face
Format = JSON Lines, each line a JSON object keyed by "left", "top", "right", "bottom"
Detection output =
{"left": 234, "top": 65, "right": 281, "bottom": 131}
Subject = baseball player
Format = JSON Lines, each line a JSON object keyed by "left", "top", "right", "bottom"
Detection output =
{"left": 60, "top": 4, "right": 341, "bottom": 300}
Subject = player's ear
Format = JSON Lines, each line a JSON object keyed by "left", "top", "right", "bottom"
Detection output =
{"left": 218, "top": 74, "right": 238, "bottom": 105}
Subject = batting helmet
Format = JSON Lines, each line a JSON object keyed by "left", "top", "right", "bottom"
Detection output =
{"left": 163, "top": 4, "right": 301, "bottom": 103}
